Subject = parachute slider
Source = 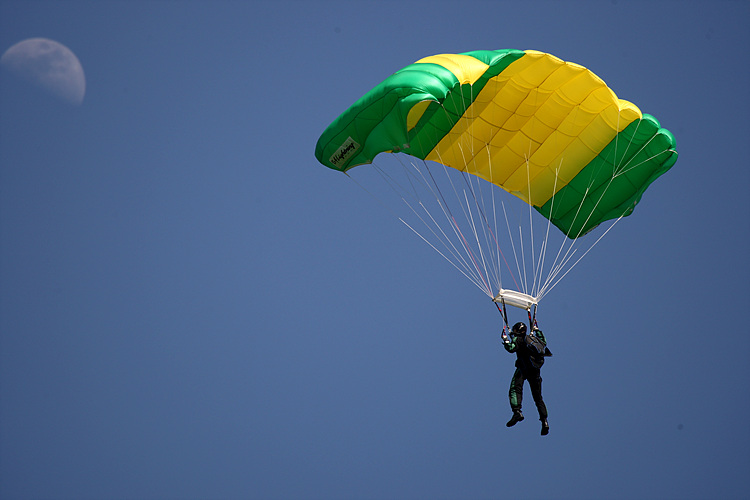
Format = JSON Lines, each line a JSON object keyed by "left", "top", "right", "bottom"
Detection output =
{"left": 493, "top": 289, "right": 538, "bottom": 310}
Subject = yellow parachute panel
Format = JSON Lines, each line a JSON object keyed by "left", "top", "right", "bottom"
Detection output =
{"left": 425, "top": 50, "right": 643, "bottom": 206}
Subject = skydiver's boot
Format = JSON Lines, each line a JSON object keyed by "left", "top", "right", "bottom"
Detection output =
{"left": 506, "top": 410, "right": 524, "bottom": 427}
{"left": 541, "top": 418, "right": 549, "bottom": 436}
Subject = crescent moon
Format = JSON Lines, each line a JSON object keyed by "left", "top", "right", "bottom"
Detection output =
{"left": 1, "top": 38, "right": 86, "bottom": 105}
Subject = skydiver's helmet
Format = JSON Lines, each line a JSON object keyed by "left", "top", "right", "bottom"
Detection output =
{"left": 511, "top": 322, "right": 527, "bottom": 337}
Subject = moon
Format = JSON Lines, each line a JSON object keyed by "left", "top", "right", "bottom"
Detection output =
{"left": 1, "top": 38, "right": 86, "bottom": 106}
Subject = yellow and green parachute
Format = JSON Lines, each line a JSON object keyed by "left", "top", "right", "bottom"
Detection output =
{"left": 315, "top": 49, "right": 677, "bottom": 239}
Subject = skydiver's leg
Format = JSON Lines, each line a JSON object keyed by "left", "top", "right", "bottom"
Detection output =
{"left": 508, "top": 367, "right": 524, "bottom": 412}
{"left": 527, "top": 371, "right": 548, "bottom": 420}
{"left": 506, "top": 368, "right": 526, "bottom": 427}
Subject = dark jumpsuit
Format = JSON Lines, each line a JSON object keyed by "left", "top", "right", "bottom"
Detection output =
{"left": 503, "top": 329, "right": 548, "bottom": 420}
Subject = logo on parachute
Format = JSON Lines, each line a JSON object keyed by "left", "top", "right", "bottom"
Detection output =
{"left": 330, "top": 137, "right": 360, "bottom": 167}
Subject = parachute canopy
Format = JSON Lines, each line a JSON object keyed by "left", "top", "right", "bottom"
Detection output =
{"left": 315, "top": 49, "right": 677, "bottom": 238}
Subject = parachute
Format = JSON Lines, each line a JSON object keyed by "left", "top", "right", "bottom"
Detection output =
{"left": 315, "top": 49, "right": 677, "bottom": 307}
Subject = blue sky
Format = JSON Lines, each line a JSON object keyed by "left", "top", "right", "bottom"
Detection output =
{"left": 1, "top": 1, "right": 748, "bottom": 499}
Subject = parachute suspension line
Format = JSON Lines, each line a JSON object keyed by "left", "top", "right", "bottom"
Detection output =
{"left": 533, "top": 104, "right": 580, "bottom": 301}
{"left": 524, "top": 153, "right": 535, "bottom": 297}
{"left": 575, "top": 108, "right": 642, "bottom": 232}
{"left": 446, "top": 144, "right": 494, "bottom": 296}
{"left": 539, "top": 159, "right": 589, "bottom": 298}
{"left": 524, "top": 151, "right": 552, "bottom": 300}
{"left": 452, "top": 82, "right": 516, "bottom": 297}
{"left": 402, "top": 159, "right": 495, "bottom": 295}
{"left": 462, "top": 181, "right": 495, "bottom": 296}
{"left": 474, "top": 173, "right": 503, "bottom": 296}
{"left": 486, "top": 145, "right": 504, "bottom": 292}
{"left": 463, "top": 79, "right": 507, "bottom": 296}
{"left": 398, "top": 157, "right": 476, "bottom": 271}
{"left": 538, "top": 177, "right": 611, "bottom": 300}
{"left": 484, "top": 144, "right": 520, "bottom": 294}
{"left": 488, "top": 94, "right": 630, "bottom": 304}
{"left": 536, "top": 106, "right": 644, "bottom": 301}
{"left": 518, "top": 225, "right": 528, "bottom": 295}
{"left": 566, "top": 108, "right": 644, "bottom": 240}
{"left": 405, "top": 97, "right": 495, "bottom": 296}
{"left": 459, "top": 85, "right": 508, "bottom": 290}
{"left": 521, "top": 87, "right": 553, "bottom": 302}
{"left": 458, "top": 152, "right": 506, "bottom": 296}
{"left": 538, "top": 212, "right": 627, "bottom": 301}
{"left": 543, "top": 107, "right": 619, "bottom": 264}
{"left": 454, "top": 83, "right": 500, "bottom": 297}
{"left": 399, "top": 170, "right": 481, "bottom": 286}
{"left": 508, "top": 79, "right": 558, "bottom": 303}
{"left": 500, "top": 200, "right": 524, "bottom": 292}
{"left": 453, "top": 145, "right": 493, "bottom": 295}
{"left": 350, "top": 158, "right": 490, "bottom": 295}
{"left": 411, "top": 95, "right": 513, "bottom": 298}
{"left": 617, "top": 148, "right": 674, "bottom": 177}
{"left": 609, "top": 108, "right": 672, "bottom": 179}
{"left": 533, "top": 239, "right": 547, "bottom": 299}
{"left": 546, "top": 105, "right": 600, "bottom": 273}
{"left": 613, "top": 123, "right": 674, "bottom": 179}
{"left": 527, "top": 103, "right": 603, "bottom": 301}
{"left": 538, "top": 112, "right": 673, "bottom": 299}
{"left": 366, "top": 161, "right": 493, "bottom": 296}
{"left": 535, "top": 164, "right": 558, "bottom": 301}
{"left": 409, "top": 155, "right": 496, "bottom": 297}
{"left": 476, "top": 162, "right": 503, "bottom": 294}
{"left": 535, "top": 159, "right": 571, "bottom": 301}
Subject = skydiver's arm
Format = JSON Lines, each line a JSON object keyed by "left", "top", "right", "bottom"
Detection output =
{"left": 534, "top": 329, "right": 553, "bottom": 357}
{"left": 534, "top": 329, "right": 546, "bottom": 344}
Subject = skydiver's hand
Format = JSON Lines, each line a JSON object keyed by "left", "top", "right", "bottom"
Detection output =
{"left": 501, "top": 333, "right": 509, "bottom": 343}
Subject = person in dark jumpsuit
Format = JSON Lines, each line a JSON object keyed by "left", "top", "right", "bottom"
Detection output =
{"left": 502, "top": 321, "right": 551, "bottom": 435}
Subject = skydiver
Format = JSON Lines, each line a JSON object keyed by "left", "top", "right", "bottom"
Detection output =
{"left": 502, "top": 321, "right": 552, "bottom": 435}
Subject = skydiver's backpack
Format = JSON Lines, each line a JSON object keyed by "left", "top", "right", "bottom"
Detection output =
{"left": 525, "top": 331, "right": 552, "bottom": 369}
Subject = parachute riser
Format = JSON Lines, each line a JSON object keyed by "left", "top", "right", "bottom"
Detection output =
{"left": 528, "top": 304, "right": 538, "bottom": 331}
{"left": 495, "top": 295, "right": 538, "bottom": 342}
{"left": 496, "top": 298, "right": 510, "bottom": 342}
